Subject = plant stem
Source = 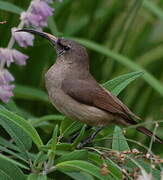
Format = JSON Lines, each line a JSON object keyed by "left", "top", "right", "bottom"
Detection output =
{"left": 0, "top": 0, "right": 34, "bottom": 70}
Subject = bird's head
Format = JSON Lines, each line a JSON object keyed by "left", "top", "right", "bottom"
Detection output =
{"left": 16, "top": 29, "right": 89, "bottom": 67}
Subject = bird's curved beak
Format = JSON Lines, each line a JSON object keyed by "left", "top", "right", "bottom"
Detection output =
{"left": 16, "top": 29, "right": 58, "bottom": 46}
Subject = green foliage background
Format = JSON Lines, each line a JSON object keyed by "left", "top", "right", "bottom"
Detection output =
{"left": 0, "top": 0, "right": 163, "bottom": 179}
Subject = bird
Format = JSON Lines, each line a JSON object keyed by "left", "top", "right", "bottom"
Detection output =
{"left": 17, "top": 29, "right": 163, "bottom": 146}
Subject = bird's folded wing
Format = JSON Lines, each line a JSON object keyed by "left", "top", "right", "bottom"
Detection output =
{"left": 61, "top": 79, "right": 140, "bottom": 122}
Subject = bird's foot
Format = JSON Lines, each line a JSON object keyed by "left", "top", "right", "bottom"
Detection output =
{"left": 68, "top": 131, "right": 80, "bottom": 143}
{"left": 68, "top": 125, "right": 92, "bottom": 143}
{"left": 77, "top": 126, "right": 103, "bottom": 149}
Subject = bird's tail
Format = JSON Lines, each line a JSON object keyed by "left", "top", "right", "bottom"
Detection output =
{"left": 136, "top": 126, "right": 163, "bottom": 144}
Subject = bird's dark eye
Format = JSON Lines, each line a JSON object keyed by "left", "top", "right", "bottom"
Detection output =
{"left": 63, "top": 46, "right": 70, "bottom": 51}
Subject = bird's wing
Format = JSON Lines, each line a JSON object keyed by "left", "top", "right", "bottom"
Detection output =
{"left": 61, "top": 79, "right": 140, "bottom": 122}
{"left": 62, "top": 79, "right": 163, "bottom": 144}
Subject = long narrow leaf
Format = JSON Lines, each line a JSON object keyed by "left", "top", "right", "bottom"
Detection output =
{"left": 14, "top": 85, "right": 49, "bottom": 103}
{"left": 0, "top": 145, "right": 28, "bottom": 163}
{"left": 0, "top": 153, "right": 29, "bottom": 170}
{"left": 0, "top": 1, "right": 23, "bottom": 14}
{"left": 0, "top": 116, "right": 32, "bottom": 149}
{"left": 61, "top": 171, "right": 94, "bottom": 180}
{"left": 0, "top": 106, "right": 43, "bottom": 148}
{"left": 0, "top": 136, "right": 20, "bottom": 152}
{"left": 103, "top": 71, "right": 143, "bottom": 96}
{"left": 56, "top": 160, "right": 112, "bottom": 180}
{"left": 112, "top": 126, "right": 130, "bottom": 151}
{"left": 143, "top": 0, "right": 163, "bottom": 19}
{"left": 0, "top": 116, "right": 31, "bottom": 159}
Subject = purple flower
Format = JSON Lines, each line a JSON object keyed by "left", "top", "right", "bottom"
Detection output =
{"left": 12, "top": 49, "right": 28, "bottom": 65}
{"left": 21, "top": 12, "right": 43, "bottom": 28}
{"left": 20, "top": 0, "right": 54, "bottom": 28}
{"left": 12, "top": 27, "right": 34, "bottom": 48}
{"left": 0, "top": 0, "right": 56, "bottom": 103}
{"left": 0, "top": 48, "right": 28, "bottom": 67}
{"left": 0, "top": 48, "right": 14, "bottom": 67}
{"left": 0, "top": 69, "right": 14, "bottom": 103}
{"left": 31, "top": 0, "right": 53, "bottom": 17}
{"left": 0, "top": 84, "right": 15, "bottom": 103}
{"left": 0, "top": 69, "right": 14, "bottom": 84}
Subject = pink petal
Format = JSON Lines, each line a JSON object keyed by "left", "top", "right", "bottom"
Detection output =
{"left": 12, "top": 49, "right": 29, "bottom": 66}
{"left": 0, "top": 84, "right": 14, "bottom": 103}
{"left": 12, "top": 27, "right": 34, "bottom": 48}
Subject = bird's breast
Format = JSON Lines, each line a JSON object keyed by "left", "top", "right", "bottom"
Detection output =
{"left": 45, "top": 62, "right": 70, "bottom": 90}
{"left": 44, "top": 62, "right": 115, "bottom": 127}
{"left": 46, "top": 87, "right": 115, "bottom": 126}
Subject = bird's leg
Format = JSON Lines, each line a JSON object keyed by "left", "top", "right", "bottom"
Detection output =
{"left": 77, "top": 126, "right": 104, "bottom": 149}
{"left": 68, "top": 125, "right": 92, "bottom": 143}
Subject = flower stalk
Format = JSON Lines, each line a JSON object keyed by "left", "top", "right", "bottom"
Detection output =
{"left": 0, "top": 0, "right": 56, "bottom": 103}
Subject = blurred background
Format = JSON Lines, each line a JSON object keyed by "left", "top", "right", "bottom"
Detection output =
{"left": 0, "top": 0, "right": 163, "bottom": 154}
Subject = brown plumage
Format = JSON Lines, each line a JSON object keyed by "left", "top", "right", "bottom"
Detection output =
{"left": 62, "top": 78, "right": 163, "bottom": 144}
{"left": 17, "top": 29, "right": 163, "bottom": 144}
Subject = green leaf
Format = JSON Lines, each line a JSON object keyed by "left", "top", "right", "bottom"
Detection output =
{"left": 51, "top": 125, "right": 58, "bottom": 151}
{"left": 48, "top": 16, "right": 60, "bottom": 36}
{"left": 0, "top": 116, "right": 32, "bottom": 158}
{"left": 0, "top": 169, "right": 12, "bottom": 180}
{"left": 60, "top": 117, "right": 73, "bottom": 134}
{"left": 74, "top": 38, "right": 163, "bottom": 97}
{"left": 137, "top": 44, "right": 163, "bottom": 67}
{"left": 31, "top": 115, "right": 64, "bottom": 126}
{"left": 5, "top": 99, "right": 26, "bottom": 117}
{"left": 71, "top": 125, "right": 86, "bottom": 148}
{"left": 0, "top": 106, "right": 43, "bottom": 149}
{"left": 143, "top": 0, "right": 163, "bottom": 19}
{"left": 48, "top": 124, "right": 58, "bottom": 159}
{"left": 14, "top": 85, "right": 49, "bottom": 103}
{"left": 0, "top": 1, "right": 23, "bottom": 14}
{"left": 56, "top": 143, "right": 72, "bottom": 152}
{"left": 56, "top": 160, "right": 111, "bottom": 180}
{"left": 137, "top": 159, "right": 161, "bottom": 180}
{"left": 0, "top": 115, "right": 32, "bottom": 150}
{"left": 88, "top": 152, "right": 122, "bottom": 180}
{"left": 106, "top": 159, "right": 122, "bottom": 180}
{"left": 60, "top": 117, "right": 83, "bottom": 137}
{"left": 34, "top": 151, "right": 48, "bottom": 166}
{"left": 112, "top": 126, "right": 130, "bottom": 151}
{"left": 0, "top": 145, "right": 28, "bottom": 163}
{"left": 61, "top": 171, "right": 94, "bottom": 180}
{"left": 0, "top": 154, "right": 29, "bottom": 178}
{"left": 103, "top": 71, "right": 144, "bottom": 96}
{"left": 27, "top": 174, "right": 47, "bottom": 180}
{"left": 0, "top": 136, "right": 20, "bottom": 152}
{"left": 125, "top": 158, "right": 161, "bottom": 180}
{"left": 56, "top": 150, "right": 88, "bottom": 163}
